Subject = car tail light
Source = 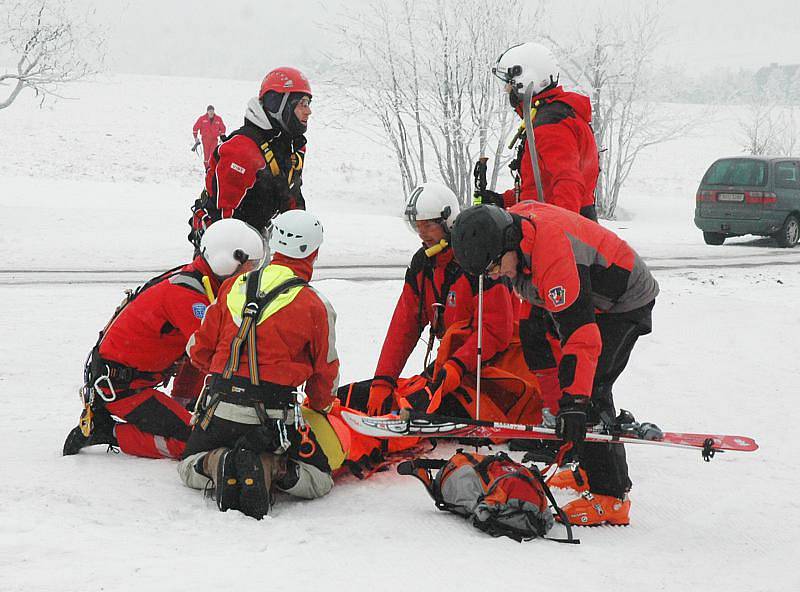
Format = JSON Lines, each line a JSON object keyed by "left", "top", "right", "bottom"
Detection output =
{"left": 745, "top": 191, "right": 777, "bottom": 205}
{"left": 696, "top": 190, "right": 715, "bottom": 202}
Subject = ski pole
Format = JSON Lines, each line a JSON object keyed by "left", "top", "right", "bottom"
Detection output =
{"left": 521, "top": 82, "right": 545, "bottom": 202}
{"left": 476, "top": 273, "right": 484, "bottom": 420}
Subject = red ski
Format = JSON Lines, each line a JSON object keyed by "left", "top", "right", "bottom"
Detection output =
{"left": 340, "top": 411, "right": 758, "bottom": 461}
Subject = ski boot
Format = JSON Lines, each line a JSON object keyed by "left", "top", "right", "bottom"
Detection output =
{"left": 546, "top": 464, "right": 590, "bottom": 492}
{"left": 233, "top": 450, "right": 287, "bottom": 520}
{"left": 201, "top": 448, "right": 240, "bottom": 512}
{"left": 62, "top": 408, "right": 118, "bottom": 455}
{"left": 557, "top": 491, "right": 630, "bottom": 526}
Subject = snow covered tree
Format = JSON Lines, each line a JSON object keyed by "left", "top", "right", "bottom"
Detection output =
{"left": 325, "top": 0, "right": 536, "bottom": 205}
{"left": 543, "top": 4, "right": 697, "bottom": 219}
{"left": 0, "top": 0, "right": 104, "bottom": 110}
{"left": 739, "top": 66, "right": 800, "bottom": 156}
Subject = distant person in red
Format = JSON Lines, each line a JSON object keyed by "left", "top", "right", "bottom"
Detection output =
{"left": 188, "top": 67, "right": 312, "bottom": 250}
{"left": 62, "top": 220, "right": 265, "bottom": 460}
{"left": 192, "top": 105, "right": 227, "bottom": 169}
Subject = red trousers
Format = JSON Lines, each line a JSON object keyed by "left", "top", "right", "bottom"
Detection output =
{"left": 105, "top": 389, "right": 192, "bottom": 459}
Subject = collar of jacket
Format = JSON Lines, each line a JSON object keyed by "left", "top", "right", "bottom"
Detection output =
{"left": 514, "top": 85, "right": 564, "bottom": 118}
{"left": 243, "top": 96, "right": 275, "bottom": 131}
{"left": 429, "top": 245, "right": 454, "bottom": 267}
{"left": 270, "top": 251, "right": 316, "bottom": 281}
{"left": 190, "top": 255, "right": 221, "bottom": 292}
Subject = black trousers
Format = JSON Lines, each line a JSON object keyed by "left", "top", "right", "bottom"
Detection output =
{"left": 580, "top": 301, "right": 655, "bottom": 498}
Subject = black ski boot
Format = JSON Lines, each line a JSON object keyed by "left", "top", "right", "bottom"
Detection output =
{"left": 200, "top": 448, "right": 240, "bottom": 512}
{"left": 62, "top": 409, "right": 118, "bottom": 456}
{"left": 235, "top": 450, "right": 276, "bottom": 520}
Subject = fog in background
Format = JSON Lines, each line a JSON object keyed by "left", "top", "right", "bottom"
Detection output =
{"left": 82, "top": 0, "right": 800, "bottom": 81}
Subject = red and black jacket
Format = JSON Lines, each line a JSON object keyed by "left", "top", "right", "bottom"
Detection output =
{"left": 374, "top": 246, "right": 514, "bottom": 382}
{"left": 502, "top": 86, "right": 599, "bottom": 213}
{"left": 97, "top": 257, "right": 219, "bottom": 389}
{"left": 509, "top": 201, "right": 658, "bottom": 398}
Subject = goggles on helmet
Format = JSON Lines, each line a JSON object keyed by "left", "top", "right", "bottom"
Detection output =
{"left": 404, "top": 186, "right": 452, "bottom": 234}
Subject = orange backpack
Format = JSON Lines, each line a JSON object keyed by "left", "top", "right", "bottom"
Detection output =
{"left": 399, "top": 451, "right": 578, "bottom": 543}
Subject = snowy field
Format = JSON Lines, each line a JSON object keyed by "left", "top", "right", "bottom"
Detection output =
{"left": 1, "top": 76, "right": 799, "bottom": 591}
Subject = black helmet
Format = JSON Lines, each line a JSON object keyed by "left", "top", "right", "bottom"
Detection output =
{"left": 450, "top": 205, "right": 520, "bottom": 275}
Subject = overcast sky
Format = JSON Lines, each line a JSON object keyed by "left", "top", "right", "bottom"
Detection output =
{"left": 84, "top": 0, "right": 800, "bottom": 80}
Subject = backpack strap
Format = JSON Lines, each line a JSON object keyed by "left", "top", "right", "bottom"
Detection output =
{"left": 397, "top": 458, "right": 448, "bottom": 505}
{"left": 221, "top": 271, "right": 308, "bottom": 385}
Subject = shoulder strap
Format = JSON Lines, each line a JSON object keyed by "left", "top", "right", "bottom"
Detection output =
{"left": 222, "top": 271, "right": 308, "bottom": 384}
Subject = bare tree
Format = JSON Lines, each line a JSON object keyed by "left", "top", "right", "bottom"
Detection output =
{"left": 0, "top": 0, "right": 104, "bottom": 110}
{"left": 324, "top": 0, "right": 533, "bottom": 205}
{"left": 739, "top": 67, "right": 800, "bottom": 156}
{"left": 544, "top": 4, "right": 700, "bottom": 218}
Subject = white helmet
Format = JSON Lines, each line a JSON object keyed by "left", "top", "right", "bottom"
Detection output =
{"left": 268, "top": 210, "right": 323, "bottom": 258}
{"left": 200, "top": 219, "right": 266, "bottom": 277}
{"left": 404, "top": 182, "right": 461, "bottom": 233}
{"left": 493, "top": 42, "right": 559, "bottom": 97}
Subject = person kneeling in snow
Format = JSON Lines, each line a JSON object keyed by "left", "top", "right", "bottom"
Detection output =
{"left": 341, "top": 183, "right": 540, "bottom": 425}
{"left": 177, "top": 210, "right": 339, "bottom": 520}
{"left": 63, "top": 220, "right": 265, "bottom": 459}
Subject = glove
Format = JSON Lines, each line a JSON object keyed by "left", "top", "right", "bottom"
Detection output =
{"left": 555, "top": 394, "right": 591, "bottom": 444}
{"left": 426, "top": 360, "right": 464, "bottom": 414}
{"left": 191, "top": 139, "right": 200, "bottom": 152}
{"left": 367, "top": 378, "right": 395, "bottom": 416}
{"left": 473, "top": 189, "right": 505, "bottom": 208}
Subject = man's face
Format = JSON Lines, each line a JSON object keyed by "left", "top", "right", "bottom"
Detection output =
{"left": 207, "top": 108, "right": 215, "bottom": 118}
{"left": 415, "top": 219, "right": 446, "bottom": 248}
{"left": 487, "top": 250, "right": 518, "bottom": 281}
{"left": 294, "top": 96, "right": 312, "bottom": 127}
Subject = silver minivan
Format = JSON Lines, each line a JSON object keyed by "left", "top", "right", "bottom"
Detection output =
{"left": 694, "top": 156, "right": 800, "bottom": 247}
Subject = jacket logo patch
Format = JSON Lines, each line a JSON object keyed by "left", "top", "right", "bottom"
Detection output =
{"left": 447, "top": 290, "right": 457, "bottom": 307}
{"left": 192, "top": 303, "right": 207, "bottom": 319}
{"left": 230, "top": 162, "right": 245, "bottom": 174}
{"left": 548, "top": 286, "right": 566, "bottom": 307}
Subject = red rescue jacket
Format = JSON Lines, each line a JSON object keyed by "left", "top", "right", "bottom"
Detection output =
{"left": 202, "top": 98, "right": 305, "bottom": 232}
{"left": 502, "top": 86, "right": 599, "bottom": 212}
{"left": 187, "top": 253, "right": 339, "bottom": 412}
{"left": 374, "top": 246, "right": 514, "bottom": 382}
{"left": 99, "top": 257, "right": 219, "bottom": 378}
{"left": 509, "top": 201, "right": 658, "bottom": 398}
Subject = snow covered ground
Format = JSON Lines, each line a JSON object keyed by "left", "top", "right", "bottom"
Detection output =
{"left": 1, "top": 76, "right": 799, "bottom": 591}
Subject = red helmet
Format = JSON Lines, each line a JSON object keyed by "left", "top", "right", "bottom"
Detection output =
{"left": 259, "top": 67, "right": 312, "bottom": 99}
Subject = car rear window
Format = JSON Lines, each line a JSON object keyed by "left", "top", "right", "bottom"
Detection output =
{"left": 703, "top": 159, "right": 768, "bottom": 186}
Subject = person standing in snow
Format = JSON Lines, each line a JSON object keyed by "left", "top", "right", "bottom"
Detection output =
{"left": 192, "top": 105, "right": 227, "bottom": 170}
{"left": 450, "top": 202, "right": 658, "bottom": 527}
{"left": 475, "top": 42, "right": 602, "bottom": 419}
{"left": 63, "top": 220, "right": 265, "bottom": 459}
{"left": 188, "top": 67, "right": 312, "bottom": 250}
{"left": 178, "top": 210, "right": 339, "bottom": 520}
{"left": 359, "top": 183, "right": 540, "bottom": 424}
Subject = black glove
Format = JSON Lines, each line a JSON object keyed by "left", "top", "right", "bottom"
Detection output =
{"left": 555, "top": 394, "right": 590, "bottom": 444}
{"left": 473, "top": 189, "right": 505, "bottom": 208}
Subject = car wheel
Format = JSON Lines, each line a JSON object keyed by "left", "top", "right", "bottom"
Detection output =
{"left": 773, "top": 214, "right": 800, "bottom": 248}
{"left": 703, "top": 231, "right": 726, "bottom": 245}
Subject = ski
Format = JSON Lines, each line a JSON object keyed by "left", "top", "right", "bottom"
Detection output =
{"left": 340, "top": 411, "right": 758, "bottom": 460}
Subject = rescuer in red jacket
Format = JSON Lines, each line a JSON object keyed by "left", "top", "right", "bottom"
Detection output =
{"left": 188, "top": 67, "right": 312, "bottom": 250}
{"left": 475, "top": 42, "right": 602, "bottom": 428}
{"left": 450, "top": 203, "right": 659, "bottom": 527}
{"left": 366, "top": 183, "right": 515, "bottom": 417}
{"left": 178, "top": 210, "right": 339, "bottom": 520}
{"left": 63, "top": 220, "right": 266, "bottom": 459}
{"left": 192, "top": 105, "right": 226, "bottom": 169}
{"left": 475, "top": 42, "right": 599, "bottom": 221}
